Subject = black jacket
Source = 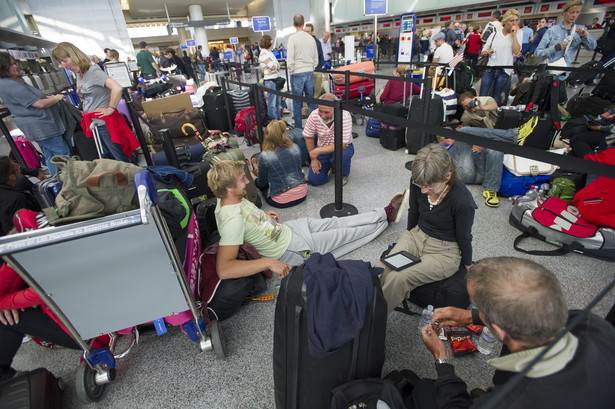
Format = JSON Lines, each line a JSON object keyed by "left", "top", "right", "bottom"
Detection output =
{"left": 0, "top": 181, "right": 41, "bottom": 236}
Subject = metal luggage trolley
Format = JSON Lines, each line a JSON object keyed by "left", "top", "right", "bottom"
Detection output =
{"left": 0, "top": 171, "right": 226, "bottom": 403}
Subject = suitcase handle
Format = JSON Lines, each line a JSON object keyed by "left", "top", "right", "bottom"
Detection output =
{"left": 87, "top": 170, "right": 129, "bottom": 188}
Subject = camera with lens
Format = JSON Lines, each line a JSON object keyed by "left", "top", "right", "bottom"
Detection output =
{"left": 468, "top": 98, "right": 479, "bottom": 110}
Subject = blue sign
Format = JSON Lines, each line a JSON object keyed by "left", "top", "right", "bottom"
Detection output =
{"left": 224, "top": 51, "right": 233, "bottom": 60}
{"left": 230, "top": 37, "right": 239, "bottom": 45}
{"left": 364, "top": 0, "right": 387, "bottom": 16}
{"left": 282, "top": 50, "right": 287, "bottom": 59}
{"left": 180, "top": 44, "right": 188, "bottom": 50}
{"left": 186, "top": 40, "right": 196, "bottom": 47}
{"left": 252, "top": 16, "right": 271, "bottom": 32}
{"left": 366, "top": 45, "right": 374, "bottom": 59}
{"left": 272, "top": 50, "right": 281, "bottom": 59}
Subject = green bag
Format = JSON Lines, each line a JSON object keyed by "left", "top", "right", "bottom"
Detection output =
{"left": 49, "top": 156, "right": 144, "bottom": 224}
{"left": 547, "top": 177, "right": 577, "bottom": 204}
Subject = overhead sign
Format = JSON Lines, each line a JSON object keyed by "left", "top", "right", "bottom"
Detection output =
{"left": 186, "top": 40, "right": 196, "bottom": 47}
{"left": 252, "top": 16, "right": 271, "bottom": 32}
{"left": 364, "top": 0, "right": 387, "bottom": 16}
{"left": 230, "top": 37, "right": 239, "bottom": 45}
{"left": 180, "top": 44, "right": 188, "bottom": 50}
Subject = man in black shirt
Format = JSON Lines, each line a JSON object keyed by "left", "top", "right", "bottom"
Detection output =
{"left": 0, "top": 156, "right": 42, "bottom": 236}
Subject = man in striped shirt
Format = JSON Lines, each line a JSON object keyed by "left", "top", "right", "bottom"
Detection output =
{"left": 302, "top": 93, "right": 354, "bottom": 186}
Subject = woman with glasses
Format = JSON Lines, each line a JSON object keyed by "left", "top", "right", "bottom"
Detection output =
{"left": 378, "top": 144, "right": 477, "bottom": 315}
{"left": 0, "top": 52, "right": 72, "bottom": 175}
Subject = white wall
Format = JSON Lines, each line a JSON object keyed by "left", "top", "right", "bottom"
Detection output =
{"left": 26, "top": 0, "right": 135, "bottom": 60}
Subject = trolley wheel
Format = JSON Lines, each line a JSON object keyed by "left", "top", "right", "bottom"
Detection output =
{"left": 57, "top": 377, "right": 65, "bottom": 392}
{"left": 75, "top": 362, "right": 106, "bottom": 403}
{"left": 210, "top": 319, "right": 227, "bottom": 359}
{"left": 356, "top": 116, "right": 366, "bottom": 126}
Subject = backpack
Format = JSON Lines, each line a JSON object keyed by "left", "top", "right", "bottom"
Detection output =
{"left": 547, "top": 168, "right": 586, "bottom": 204}
{"left": 365, "top": 117, "right": 381, "bottom": 137}
{"left": 482, "top": 22, "right": 496, "bottom": 42}
{"left": 191, "top": 53, "right": 197, "bottom": 63}
{"left": 509, "top": 196, "right": 615, "bottom": 261}
{"left": 234, "top": 106, "right": 259, "bottom": 146}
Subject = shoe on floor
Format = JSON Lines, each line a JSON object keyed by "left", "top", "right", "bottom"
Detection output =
{"left": 516, "top": 116, "right": 538, "bottom": 146}
{"left": 386, "top": 189, "right": 410, "bottom": 223}
{"left": 342, "top": 176, "right": 348, "bottom": 186}
{"left": 483, "top": 190, "right": 499, "bottom": 208}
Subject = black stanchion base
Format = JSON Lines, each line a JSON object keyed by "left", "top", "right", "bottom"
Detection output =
{"left": 405, "top": 160, "right": 413, "bottom": 171}
{"left": 320, "top": 203, "right": 359, "bottom": 218}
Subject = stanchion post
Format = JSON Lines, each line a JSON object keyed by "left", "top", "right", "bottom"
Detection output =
{"left": 420, "top": 78, "right": 433, "bottom": 149}
{"left": 220, "top": 78, "right": 234, "bottom": 132}
{"left": 252, "top": 83, "right": 264, "bottom": 146}
{"left": 319, "top": 98, "right": 358, "bottom": 219}
{"left": 123, "top": 88, "right": 152, "bottom": 166}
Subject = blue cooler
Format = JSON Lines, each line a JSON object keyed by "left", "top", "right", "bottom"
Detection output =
{"left": 499, "top": 168, "right": 551, "bottom": 196}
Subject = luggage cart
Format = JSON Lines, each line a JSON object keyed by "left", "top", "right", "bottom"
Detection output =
{"left": 0, "top": 171, "right": 225, "bottom": 403}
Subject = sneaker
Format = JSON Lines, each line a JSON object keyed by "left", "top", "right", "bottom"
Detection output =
{"left": 342, "top": 176, "right": 348, "bottom": 186}
{"left": 516, "top": 116, "right": 538, "bottom": 146}
{"left": 386, "top": 189, "right": 410, "bottom": 223}
{"left": 483, "top": 190, "right": 499, "bottom": 208}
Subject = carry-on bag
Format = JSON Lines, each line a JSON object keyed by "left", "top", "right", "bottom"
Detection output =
{"left": 273, "top": 258, "right": 386, "bottom": 409}
{"left": 510, "top": 196, "right": 615, "bottom": 261}
{"left": 0, "top": 367, "right": 63, "bottom": 409}
{"left": 33, "top": 176, "right": 63, "bottom": 209}
{"left": 434, "top": 88, "right": 458, "bottom": 117}
{"left": 145, "top": 108, "right": 206, "bottom": 141}
{"left": 365, "top": 117, "right": 381, "bottom": 137}
{"left": 566, "top": 61, "right": 604, "bottom": 87}
{"left": 333, "top": 80, "right": 375, "bottom": 100}
{"left": 228, "top": 88, "right": 250, "bottom": 117}
{"left": 380, "top": 123, "right": 406, "bottom": 150}
{"left": 499, "top": 168, "right": 551, "bottom": 197}
{"left": 331, "top": 61, "right": 375, "bottom": 85}
{"left": 11, "top": 136, "right": 42, "bottom": 168}
{"left": 152, "top": 143, "right": 206, "bottom": 166}
{"left": 406, "top": 95, "right": 445, "bottom": 154}
{"left": 202, "top": 90, "right": 231, "bottom": 131}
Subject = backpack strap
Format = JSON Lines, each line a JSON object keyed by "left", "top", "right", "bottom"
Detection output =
{"left": 513, "top": 228, "right": 582, "bottom": 256}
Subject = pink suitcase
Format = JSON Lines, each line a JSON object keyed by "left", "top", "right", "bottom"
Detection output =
{"left": 333, "top": 79, "right": 375, "bottom": 100}
{"left": 331, "top": 61, "right": 375, "bottom": 85}
{"left": 12, "top": 137, "right": 42, "bottom": 168}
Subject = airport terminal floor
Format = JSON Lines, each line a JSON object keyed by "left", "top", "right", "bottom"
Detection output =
{"left": 3, "top": 66, "right": 614, "bottom": 407}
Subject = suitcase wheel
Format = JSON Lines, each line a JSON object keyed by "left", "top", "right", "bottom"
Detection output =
{"left": 76, "top": 361, "right": 111, "bottom": 403}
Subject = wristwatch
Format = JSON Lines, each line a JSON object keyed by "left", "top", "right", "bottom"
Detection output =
{"left": 435, "top": 358, "right": 450, "bottom": 366}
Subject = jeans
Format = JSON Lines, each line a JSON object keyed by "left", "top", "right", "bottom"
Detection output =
{"left": 307, "top": 142, "right": 354, "bottom": 185}
{"left": 142, "top": 73, "right": 156, "bottom": 80}
{"left": 96, "top": 124, "right": 131, "bottom": 162}
{"left": 197, "top": 63, "right": 205, "bottom": 81}
{"left": 36, "top": 134, "right": 72, "bottom": 175}
{"left": 452, "top": 127, "right": 519, "bottom": 192}
{"left": 480, "top": 68, "right": 510, "bottom": 106}
{"left": 290, "top": 72, "right": 315, "bottom": 129}
{"left": 264, "top": 80, "right": 281, "bottom": 120}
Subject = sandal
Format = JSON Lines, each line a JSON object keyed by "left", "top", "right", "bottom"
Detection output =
{"left": 250, "top": 153, "right": 260, "bottom": 177}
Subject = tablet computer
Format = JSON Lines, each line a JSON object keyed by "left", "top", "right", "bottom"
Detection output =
{"left": 381, "top": 251, "right": 421, "bottom": 271}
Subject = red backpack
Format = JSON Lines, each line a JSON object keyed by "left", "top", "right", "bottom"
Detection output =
{"left": 234, "top": 106, "right": 259, "bottom": 146}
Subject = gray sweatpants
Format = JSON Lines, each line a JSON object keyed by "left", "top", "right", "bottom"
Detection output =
{"left": 279, "top": 208, "right": 389, "bottom": 266}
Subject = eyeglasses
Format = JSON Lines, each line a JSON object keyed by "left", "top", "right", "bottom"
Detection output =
{"left": 412, "top": 181, "right": 441, "bottom": 192}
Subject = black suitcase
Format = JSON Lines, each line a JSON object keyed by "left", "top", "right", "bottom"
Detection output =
{"left": 591, "top": 71, "right": 615, "bottom": 102}
{"left": 566, "top": 61, "right": 603, "bottom": 87}
{"left": 151, "top": 143, "right": 205, "bottom": 166}
{"left": 380, "top": 123, "right": 406, "bottom": 150}
{"left": 0, "top": 368, "right": 63, "bottom": 409}
{"left": 203, "top": 91, "right": 230, "bottom": 131}
{"left": 273, "top": 264, "right": 386, "bottom": 409}
{"left": 181, "top": 161, "right": 214, "bottom": 202}
{"left": 405, "top": 95, "right": 444, "bottom": 154}
{"left": 567, "top": 94, "right": 615, "bottom": 118}
{"left": 72, "top": 128, "right": 99, "bottom": 161}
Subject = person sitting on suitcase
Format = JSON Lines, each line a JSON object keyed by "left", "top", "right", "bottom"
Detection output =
{"left": 377, "top": 144, "right": 476, "bottom": 315}
{"left": 207, "top": 160, "right": 409, "bottom": 279}
{"left": 411, "top": 256, "right": 615, "bottom": 409}
{"left": 303, "top": 94, "right": 354, "bottom": 186}
{"left": 0, "top": 157, "right": 43, "bottom": 236}
{"left": 252, "top": 120, "right": 307, "bottom": 208}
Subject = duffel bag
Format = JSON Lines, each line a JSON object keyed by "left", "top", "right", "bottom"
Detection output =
{"left": 366, "top": 117, "right": 381, "bottom": 137}
{"left": 509, "top": 196, "right": 615, "bottom": 261}
{"left": 49, "top": 156, "right": 143, "bottom": 224}
{"left": 146, "top": 108, "right": 206, "bottom": 140}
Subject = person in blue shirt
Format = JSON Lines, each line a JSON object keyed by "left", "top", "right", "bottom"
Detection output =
{"left": 535, "top": 0, "right": 596, "bottom": 102}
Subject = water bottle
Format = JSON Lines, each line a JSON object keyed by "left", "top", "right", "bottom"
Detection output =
{"left": 516, "top": 104, "right": 527, "bottom": 112}
{"left": 517, "top": 185, "right": 540, "bottom": 208}
{"left": 476, "top": 327, "right": 496, "bottom": 354}
{"left": 418, "top": 305, "right": 434, "bottom": 331}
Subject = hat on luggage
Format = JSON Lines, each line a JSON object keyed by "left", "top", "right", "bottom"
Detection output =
{"left": 433, "top": 32, "right": 446, "bottom": 41}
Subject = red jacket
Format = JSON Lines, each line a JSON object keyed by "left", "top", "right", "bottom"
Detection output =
{"left": 82, "top": 110, "right": 140, "bottom": 159}
{"left": 572, "top": 149, "right": 615, "bottom": 228}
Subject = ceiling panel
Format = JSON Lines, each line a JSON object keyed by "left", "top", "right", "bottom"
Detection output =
{"left": 126, "top": 0, "right": 252, "bottom": 20}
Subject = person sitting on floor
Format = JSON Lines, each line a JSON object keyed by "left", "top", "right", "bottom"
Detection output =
{"left": 458, "top": 92, "right": 499, "bottom": 129}
{"left": 410, "top": 256, "right": 615, "bottom": 409}
{"left": 253, "top": 120, "right": 307, "bottom": 208}
{"left": 207, "top": 160, "right": 408, "bottom": 280}
{"left": 377, "top": 144, "right": 476, "bottom": 315}
{"left": 303, "top": 93, "right": 354, "bottom": 186}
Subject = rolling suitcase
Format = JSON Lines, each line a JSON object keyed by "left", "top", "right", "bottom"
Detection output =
{"left": 405, "top": 95, "right": 444, "bottom": 154}
{"left": 202, "top": 90, "right": 230, "bottom": 131}
{"left": 273, "top": 263, "right": 386, "bottom": 409}
{"left": 11, "top": 137, "right": 42, "bottom": 168}
{"left": 380, "top": 123, "right": 405, "bottom": 150}
{"left": 33, "top": 176, "right": 62, "bottom": 209}
{"left": 332, "top": 80, "right": 375, "bottom": 100}
{"left": 0, "top": 368, "right": 63, "bottom": 409}
{"left": 71, "top": 128, "right": 100, "bottom": 161}
{"left": 331, "top": 61, "right": 375, "bottom": 85}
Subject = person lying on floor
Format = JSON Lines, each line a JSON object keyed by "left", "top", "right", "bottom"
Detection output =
{"left": 377, "top": 144, "right": 476, "bottom": 315}
{"left": 207, "top": 160, "right": 408, "bottom": 280}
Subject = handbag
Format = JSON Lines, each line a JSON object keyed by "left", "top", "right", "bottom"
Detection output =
{"left": 502, "top": 148, "right": 565, "bottom": 176}
{"left": 146, "top": 108, "right": 206, "bottom": 140}
{"left": 274, "top": 76, "right": 286, "bottom": 91}
{"left": 549, "top": 25, "right": 574, "bottom": 76}
{"left": 475, "top": 33, "right": 496, "bottom": 76}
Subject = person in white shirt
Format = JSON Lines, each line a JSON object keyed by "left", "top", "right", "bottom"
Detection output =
{"left": 432, "top": 32, "right": 454, "bottom": 64}
{"left": 479, "top": 9, "right": 523, "bottom": 105}
{"left": 302, "top": 93, "right": 354, "bottom": 186}
{"left": 287, "top": 14, "right": 319, "bottom": 129}
{"left": 320, "top": 31, "right": 332, "bottom": 69}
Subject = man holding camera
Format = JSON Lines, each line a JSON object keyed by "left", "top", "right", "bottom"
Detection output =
{"left": 459, "top": 92, "right": 499, "bottom": 129}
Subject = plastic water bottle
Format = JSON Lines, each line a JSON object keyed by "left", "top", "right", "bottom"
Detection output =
{"left": 476, "top": 327, "right": 496, "bottom": 354}
{"left": 517, "top": 185, "right": 540, "bottom": 208}
{"left": 418, "top": 305, "right": 434, "bottom": 331}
